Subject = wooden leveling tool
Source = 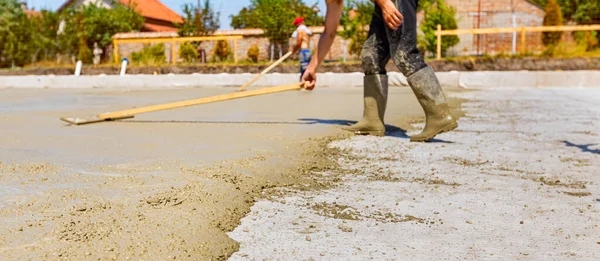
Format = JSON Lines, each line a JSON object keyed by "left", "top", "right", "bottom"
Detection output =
{"left": 60, "top": 82, "right": 305, "bottom": 126}
{"left": 238, "top": 51, "right": 292, "bottom": 92}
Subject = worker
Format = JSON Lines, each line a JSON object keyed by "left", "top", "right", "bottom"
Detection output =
{"left": 301, "top": 0, "right": 458, "bottom": 142}
{"left": 290, "top": 16, "right": 313, "bottom": 81}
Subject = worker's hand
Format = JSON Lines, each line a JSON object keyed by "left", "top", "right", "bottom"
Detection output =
{"left": 301, "top": 67, "right": 317, "bottom": 90}
{"left": 379, "top": 0, "right": 403, "bottom": 30}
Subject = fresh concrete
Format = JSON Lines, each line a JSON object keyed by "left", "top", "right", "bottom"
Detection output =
{"left": 0, "top": 87, "right": 428, "bottom": 260}
{"left": 228, "top": 87, "right": 600, "bottom": 260}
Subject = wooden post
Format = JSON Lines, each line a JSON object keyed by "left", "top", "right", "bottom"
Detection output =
{"left": 171, "top": 40, "right": 177, "bottom": 65}
{"left": 234, "top": 39, "right": 238, "bottom": 64}
{"left": 113, "top": 39, "right": 119, "bottom": 64}
{"left": 520, "top": 26, "right": 526, "bottom": 54}
{"left": 436, "top": 24, "right": 442, "bottom": 60}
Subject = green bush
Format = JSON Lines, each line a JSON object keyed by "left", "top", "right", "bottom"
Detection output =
{"left": 131, "top": 43, "right": 166, "bottom": 65}
{"left": 573, "top": 31, "right": 598, "bottom": 51}
{"left": 542, "top": 0, "right": 564, "bottom": 47}
{"left": 214, "top": 40, "right": 231, "bottom": 61}
{"left": 247, "top": 44, "right": 260, "bottom": 62}
{"left": 179, "top": 42, "right": 198, "bottom": 63}
{"left": 420, "top": 0, "right": 460, "bottom": 56}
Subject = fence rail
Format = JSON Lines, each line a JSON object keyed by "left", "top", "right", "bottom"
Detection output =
{"left": 435, "top": 24, "right": 600, "bottom": 60}
{"left": 112, "top": 35, "right": 244, "bottom": 64}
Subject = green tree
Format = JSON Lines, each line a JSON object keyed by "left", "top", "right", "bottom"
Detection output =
{"left": 58, "top": 2, "right": 144, "bottom": 62}
{"left": 30, "top": 10, "right": 62, "bottom": 62}
{"left": 542, "top": 0, "right": 564, "bottom": 46}
{"left": 230, "top": 0, "right": 324, "bottom": 47}
{"left": 214, "top": 40, "right": 231, "bottom": 61}
{"left": 177, "top": 0, "right": 220, "bottom": 37}
{"left": 0, "top": 0, "right": 34, "bottom": 67}
{"left": 247, "top": 44, "right": 260, "bottom": 62}
{"left": 339, "top": 0, "right": 373, "bottom": 56}
{"left": 180, "top": 42, "right": 198, "bottom": 63}
{"left": 419, "top": 0, "right": 460, "bottom": 56}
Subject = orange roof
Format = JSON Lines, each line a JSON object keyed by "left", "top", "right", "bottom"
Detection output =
{"left": 143, "top": 22, "right": 179, "bottom": 32}
{"left": 120, "top": 0, "right": 183, "bottom": 24}
{"left": 58, "top": 0, "right": 182, "bottom": 24}
{"left": 25, "top": 9, "right": 41, "bottom": 17}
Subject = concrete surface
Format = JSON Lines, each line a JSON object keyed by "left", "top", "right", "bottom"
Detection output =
{"left": 1, "top": 71, "right": 600, "bottom": 89}
{"left": 228, "top": 88, "right": 600, "bottom": 260}
{"left": 0, "top": 86, "right": 432, "bottom": 260}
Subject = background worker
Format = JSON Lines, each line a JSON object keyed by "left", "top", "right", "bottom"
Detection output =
{"left": 301, "top": 0, "right": 458, "bottom": 142}
{"left": 290, "top": 16, "right": 313, "bottom": 80}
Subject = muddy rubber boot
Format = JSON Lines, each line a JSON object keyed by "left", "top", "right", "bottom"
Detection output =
{"left": 342, "top": 74, "right": 388, "bottom": 137}
{"left": 407, "top": 66, "right": 458, "bottom": 142}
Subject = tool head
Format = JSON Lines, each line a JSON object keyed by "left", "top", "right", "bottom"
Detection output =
{"left": 60, "top": 115, "right": 134, "bottom": 125}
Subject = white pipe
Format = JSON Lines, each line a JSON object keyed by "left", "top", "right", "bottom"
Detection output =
{"left": 74, "top": 60, "right": 82, "bottom": 76}
{"left": 270, "top": 43, "right": 274, "bottom": 62}
{"left": 120, "top": 59, "right": 128, "bottom": 76}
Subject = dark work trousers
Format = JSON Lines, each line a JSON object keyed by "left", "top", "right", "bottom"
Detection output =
{"left": 362, "top": 0, "right": 427, "bottom": 77}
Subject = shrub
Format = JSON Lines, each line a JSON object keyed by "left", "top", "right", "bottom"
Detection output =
{"left": 573, "top": 31, "right": 599, "bottom": 51}
{"left": 214, "top": 40, "right": 231, "bottom": 61}
{"left": 542, "top": 0, "right": 564, "bottom": 47}
{"left": 131, "top": 43, "right": 166, "bottom": 65}
{"left": 247, "top": 44, "right": 260, "bottom": 62}
{"left": 179, "top": 42, "right": 198, "bottom": 63}
{"left": 420, "top": 0, "right": 460, "bottom": 56}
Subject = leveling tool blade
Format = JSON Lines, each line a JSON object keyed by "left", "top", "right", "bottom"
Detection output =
{"left": 60, "top": 83, "right": 305, "bottom": 126}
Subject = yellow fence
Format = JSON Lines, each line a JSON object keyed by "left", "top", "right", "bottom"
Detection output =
{"left": 435, "top": 24, "right": 600, "bottom": 60}
{"left": 112, "top": 35, "right": 244, "bottom": 64}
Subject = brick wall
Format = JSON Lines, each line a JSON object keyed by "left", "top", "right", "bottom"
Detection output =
{"left": 419, "top": 0, "right": 546, "bottom": 56}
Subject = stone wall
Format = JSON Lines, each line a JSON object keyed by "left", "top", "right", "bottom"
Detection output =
{"left": 113, "top": 27, "right": 357, "bottom": 64}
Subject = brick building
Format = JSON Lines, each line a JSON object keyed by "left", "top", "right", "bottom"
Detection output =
{"left": 421, "top": 0, "right": 546, "bottom": 56}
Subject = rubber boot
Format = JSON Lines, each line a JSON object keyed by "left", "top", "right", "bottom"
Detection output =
{"left": 407, "top": 66, "right": 458, "bottom": 142}
{"left": 342, "top": 74, "right": 388, "bottom": 137}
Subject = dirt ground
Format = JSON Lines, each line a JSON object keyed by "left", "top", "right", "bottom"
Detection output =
{"left": 228, "top": 88, "right": 600, "bottom": 260}
{"left": 0, "top": 86, "right": 460, "bottom": 260}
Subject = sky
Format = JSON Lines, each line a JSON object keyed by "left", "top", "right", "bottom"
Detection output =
{"left": 24, "top": 0, "right": 328, "bottom": 30}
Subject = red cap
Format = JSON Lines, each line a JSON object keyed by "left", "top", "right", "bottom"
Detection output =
{"left": 292, "top": 17, "right": 304, "bottom": 26}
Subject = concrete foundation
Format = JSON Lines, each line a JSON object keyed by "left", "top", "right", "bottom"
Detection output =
{"left": 0, "top": 71, "right": 598, "bottom": 89}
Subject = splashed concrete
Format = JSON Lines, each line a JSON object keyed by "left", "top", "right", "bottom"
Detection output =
{"left": 228, "top": 88, "right": 600, "bottom": 260}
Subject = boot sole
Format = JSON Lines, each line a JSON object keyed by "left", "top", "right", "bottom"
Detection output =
{"left": 410, "top": 122, "right": 458, "bottom": 142}
{"left": 341, "top": 127, "right": 385, "bottom": 137}
{"left": 354, "top": 130, "right": 385, "bottom": 137}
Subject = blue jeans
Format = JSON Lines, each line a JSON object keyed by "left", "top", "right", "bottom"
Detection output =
{"left": 299, "top": 49, "right": 312, "bottom": 80}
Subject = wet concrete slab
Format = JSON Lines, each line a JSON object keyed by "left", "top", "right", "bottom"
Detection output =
{"left": 0, "top": 86, "right": 433, "bottom": 260}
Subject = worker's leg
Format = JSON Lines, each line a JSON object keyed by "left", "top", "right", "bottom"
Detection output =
{"left": 342, "top": 5, "right": 391, "bottom": 136}
{"left": 386, "top": 0, "right": 457, "bottom": 142}
{"left": 299, "top": 49, "right": 312, "bottom": 81}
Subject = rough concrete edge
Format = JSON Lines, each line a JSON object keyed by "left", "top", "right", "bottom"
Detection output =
{"left": 0, "top": 71, "right": 598, "bottom": 89}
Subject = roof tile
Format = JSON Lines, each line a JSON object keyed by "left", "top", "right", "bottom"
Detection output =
{"left": 120, "top": 0, "right": 183, "bottom": 23}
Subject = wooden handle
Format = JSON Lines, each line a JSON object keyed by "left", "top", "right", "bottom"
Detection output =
{"left": 238, "top": 51, "right": 293, "bottom": 92}
{"left": 97, "top": 83, "right": 304, "bottom": 120}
